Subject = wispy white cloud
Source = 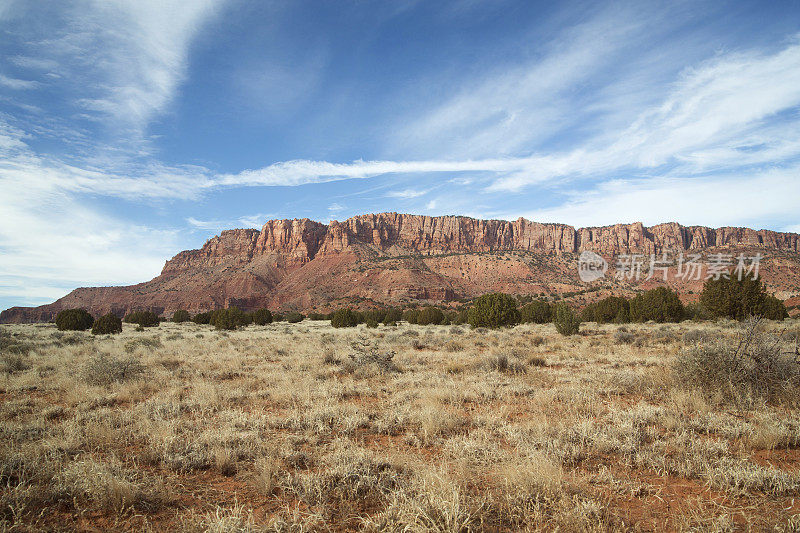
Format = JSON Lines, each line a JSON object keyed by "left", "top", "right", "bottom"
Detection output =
{"left": 391, "top": 4, "right": 663, "bottom": 159}
{"left": 0, "top": 74, "right": 39, "bottom": 90}
{"left": 508, "top": 165, "right": 800, "bottom": 229}
{"left": 24, "top": 0, "right": 226, "bottom": 138}
{"left": 385, "top": 188, "right": 428, "bottom": 199}
{"left": 186, "top": 213, "right": 274, "bottom": 231}
{"left": 186, "top": 217, "right": 219, "bottom": 230}
{"left": 237, "top": 213, "right": 275, "bottom": 229}
{"left": 9, "top": 55, "right": 59, "bottom": 71}
{"left": 4, "top": 33, "right": 799, "bottom": 213}
{"left": 0, "top": 1, "right": 227, "bottom": 308}
{"left": 0, "top": 179, "right": 178, "bottom": 305}
{"left": 488, "top": 36, "right": 800, "bottom": 191}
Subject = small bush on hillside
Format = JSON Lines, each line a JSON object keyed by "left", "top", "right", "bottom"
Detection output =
{"left": 91, "top": 313, "right": 122, "bottom": 335}
{"left": 613, "top": 328, "right": 636, "bottom": 344}
{"left": 331, "top": 308, "right": 360, "bottom": 328}
{"left": 172, "top": 309, "right": 190, "bottom": 323}
{"left": 1, "top": 353, "right": 30, "bottom": 375}
{"left": 418, "top": 307, "right": 445, "bottom": 326}
{"left": 519, "top": 300, "right": 552, "bottom": 324}
{"left": 286, "top": 312, "right": 304, "bottom": 324}
{"left": 629, "top": 287, "right": 684, "bottom": 323}
{"left": 486, "top": 353, "right": 526, "bottom": 374}
{"left": 346, "top": 337, "right": 397, "bottom": 373}
{"left": 210, "top": 307, "right": 249, "bottom": 330}
{"left": 82, "top": 353, "right": 145, "bottom": 386}
{"left": 365, "top": 319, "right": 379, "bottom": 328}
{"left": 682, "top": 330, "right": 711, "bottom": 344}
{"left": 673, "top": 318, "right": 800, "bottom": 406}
{"left": 307, "top": 312, "right": 327, "bottom": 321}
{"left": 55, "top": 309, "right": 94, "bottom": 331}
{"left": 0, "top": 329, "right": 32, "bottom": 355}
{"left": 192, "top": 311, "right": 211, "bottom": 324}
{"left": 273, "top": 313, "right": 285, "bottom": 322}
{"left": 124, "top": 311, "right": 160, "bottom": 328}
{"left": 553, "top": 304, "right": 581, "bottom": 336}
{"left": 252, "top": 308, "right": 273, "bottom": 325}
{"left": 468, "top": 293, "right": 520, "bottom": 328}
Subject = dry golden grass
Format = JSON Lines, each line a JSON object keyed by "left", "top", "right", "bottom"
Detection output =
{"left": 1, "top": 318, "right": 799, "bottom": 531}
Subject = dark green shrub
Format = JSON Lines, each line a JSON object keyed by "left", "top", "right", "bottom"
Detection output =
{"left": 172, "top": 309, "right": 190, "bottom": 323}
{"left": 762, "top": 294, "right": 789, "bottom": 320}
{"left": 629, "top": 287, "right": 684, "bottom": 323}
{"left": 286, "top": 312, "right": 304, "bottom": 323}
{"left": 365, "top": 319, "right": 379, "bottom": 328}
{"left": 307, "top": 312, "right": 327, "bottom": 321}
{"left": 273, "top": 313, "right": 285, "bottom": 322}
{"left": 124, "top": 310, "right": 160, "bottom": 327}
{"left": 580, "top": 296, "right": 629, "bottom": 324}
{"left": 451, "top": 308, "right": 469, "bottom": 325}
{"left": 252, "top": 308, "right": 273, "bottom": 325}
{"left": 91, "top": 313, "right": 122, "bottom": 335}
{"left": 553, "top": 304, "right": 581, "bottom": 336}
{"left": 331, "top": 308, "right": 359, "bottom": 328}
{"left": 700, "top": 275, "right": 787, "bottom": 320}
{"left": 683, "top": 302, "right": 712, "bottom": 321}
{"left": 468, "top": 293, "right": 520, "bottom": 328}
{"left": 520, "top": 300, "right": 553, "bottom": 324}
{"left": 364, "top": 309, "right": 387, "bottom": 323}
{"left": 193, "top": 311, "right": 211, "bottom": 325}
{"left": 55, "top": 308, "right": 94, "bottom": 331}
{"left": 402, "top": 309, "right": 420, "bottom": 324}
{"left": 418, "top": 307, "right": 445, "bottom": 326}
{"left": 210, "top": 307, "right": 249, "bottom": 330}
{"left": 384, "top": 308, "right": 403, "bottom": 323}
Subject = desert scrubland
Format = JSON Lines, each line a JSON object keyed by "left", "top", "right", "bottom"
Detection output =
{"left": 2, "top": 319, "right": 800, "bottom": 531}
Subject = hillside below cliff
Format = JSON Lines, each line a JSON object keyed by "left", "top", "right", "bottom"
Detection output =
{"left": 2, "top": 213, "right": 799, "bottom": 322}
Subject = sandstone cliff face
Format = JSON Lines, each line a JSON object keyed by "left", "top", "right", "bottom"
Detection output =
{"left": 2, "top": 213, "right": 799, "bottom": 323}
{"left": 163, "top": 213, "right": 799, "bottom": 268}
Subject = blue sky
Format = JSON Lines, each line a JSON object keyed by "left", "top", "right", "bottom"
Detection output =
{"left": 1, "top": 0, "right": 799, "bottom": 310}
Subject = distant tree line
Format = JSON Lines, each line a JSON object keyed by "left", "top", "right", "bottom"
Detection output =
{"left": 580, "top": 276, "right": 787, "bottom": 324}
{"left": 50, "top": 274, "right": 788, "bottom": 336}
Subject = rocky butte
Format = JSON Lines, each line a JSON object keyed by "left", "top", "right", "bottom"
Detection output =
{"left": 2, "top": 213, "right": 799, "bottom": 322}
